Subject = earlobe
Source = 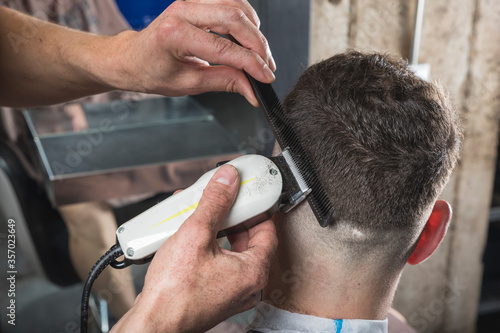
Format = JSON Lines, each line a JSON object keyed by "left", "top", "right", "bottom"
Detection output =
{"left": 407, "top": 200, "right": 451, "bottom": 265}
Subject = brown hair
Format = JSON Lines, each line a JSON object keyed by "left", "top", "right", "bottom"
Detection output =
{"left": 283, "top": 51, "right": 461, "bottom": 258}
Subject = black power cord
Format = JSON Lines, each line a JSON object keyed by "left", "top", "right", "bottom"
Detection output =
{"left": 81, "top": 243, "right": 124, "bottom": 333}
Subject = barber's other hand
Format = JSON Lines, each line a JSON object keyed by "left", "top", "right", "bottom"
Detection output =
{"left": 112, "top": 165, "right": 278, "bottom": 333}
{"left": 108, "top": 0, "right": 276, "bottom": 107}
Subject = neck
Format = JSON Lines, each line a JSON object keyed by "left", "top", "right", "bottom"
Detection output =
{"left": 263, "top": 214, "right": 402, "bottom": 320}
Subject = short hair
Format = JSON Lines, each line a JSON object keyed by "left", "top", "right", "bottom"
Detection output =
{"left": 283, "top": 51, "right": 461, "bottom": 259}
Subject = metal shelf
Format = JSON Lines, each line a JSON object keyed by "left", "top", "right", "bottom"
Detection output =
{"left": 24, "top": 97, "right": 242, "bottom": 206}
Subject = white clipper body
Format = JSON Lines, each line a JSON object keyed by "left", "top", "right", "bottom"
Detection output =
{"left": 116, "top": 154, "right": 283, "bottom": 263}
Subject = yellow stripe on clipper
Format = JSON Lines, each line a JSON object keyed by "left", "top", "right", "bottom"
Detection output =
{"left": 151, "top": 177, "right": 257, "bottom": 229}
{"left": 240, "top": 177, "right": 257, "bottom": 186}
{"left": 150, "top": 202, "right": 199, "bottom": 229}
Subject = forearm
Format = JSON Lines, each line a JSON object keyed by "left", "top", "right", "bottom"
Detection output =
{"left": 0, "top": 1, "right": 275, "bottom": 108}
{"left": 0, "top": 7, "right": 131, "bottom": 107}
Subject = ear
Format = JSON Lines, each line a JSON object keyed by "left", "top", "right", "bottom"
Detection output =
{"left": 407, "top": 200, "right": 451, "bottom": 265}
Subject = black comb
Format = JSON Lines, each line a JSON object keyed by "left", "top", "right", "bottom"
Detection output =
{"left": 228, "top": 35, "right": 334, "bottom": 227}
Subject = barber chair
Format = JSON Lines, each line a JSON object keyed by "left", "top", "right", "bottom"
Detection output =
{"left": 0, "top": 139, "right": 79, "bottom": 286}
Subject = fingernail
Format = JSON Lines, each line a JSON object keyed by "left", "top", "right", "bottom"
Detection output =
{"left": 263, "top": 64, "right": 275, "bottom": 82}
{"left": 269, "top": 52, "right": 277, "bottom": 72}
{"left": 243, "top": 88, "right": 259, "bottom": 107}
{"left": 215, "top": 165, "right": 238, "bottom": 186}
{"left": 248, "top": 94, "right": 259, "bottom": 107}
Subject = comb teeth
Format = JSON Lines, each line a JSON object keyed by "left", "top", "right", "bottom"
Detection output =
{"left": 228, "top": 36, "right": 334, "bottom": 227}
{"left": 252, "top": 79, "right": 334, "bottom": 227}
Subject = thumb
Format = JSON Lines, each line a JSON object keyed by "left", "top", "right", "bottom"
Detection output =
{"left": 184, "top": 164, "right": 240, "bottom": 242}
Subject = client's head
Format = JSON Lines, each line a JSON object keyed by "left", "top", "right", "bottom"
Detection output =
{"left": 273, "top": 51, "right": 461, "bottom": 276}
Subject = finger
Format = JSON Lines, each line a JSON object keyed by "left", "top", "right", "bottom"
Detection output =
{"left": 168, "top": 16, "right": 275, "bottom": 84}
{"left": 223, "top": 219, "right": 277, "bottom": 257}
{"left": 227, "top": 230, "right": 250, "bottom": 252}
{"left": 244, "top": 219, "right": 278, "bottom": 264}
{"left": 184, "top": 0, "right": 261, "bottom": 29}
{"left": 176, "top": 64, "right": 258, "bottom": 106}
{"left": 172, "top": 1, "right": 274, "bottom": 70}
{"left": 134, "top": 293, "right": 142, "bottom": 305}
{"left": 188, "top": 28, "right": 274, "bottom": 83}
{"left": 173, "top": 189, "right": 183, "bottom": 195}
{"left": 186, "top": 165, "right": 240, "bottom": 242}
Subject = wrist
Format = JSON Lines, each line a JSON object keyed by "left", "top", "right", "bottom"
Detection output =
{"left": 119, "top": 290, "right": 188, "bottom": 333}
{"left": 96, "top": 30, "right": 147, "bottom": 93}
{"left": 74, "top": 30, "right": 143, "bottom": 94}
{"left": 111, "top": 307, "right": 150, "bottom": 333}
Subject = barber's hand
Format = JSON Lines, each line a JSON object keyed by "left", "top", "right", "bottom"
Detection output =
{"left": 112, "top": 0, "right": 276, "bottom": 107}
{"left": 112, "top": 165, "right": 278, "bottom": 333}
